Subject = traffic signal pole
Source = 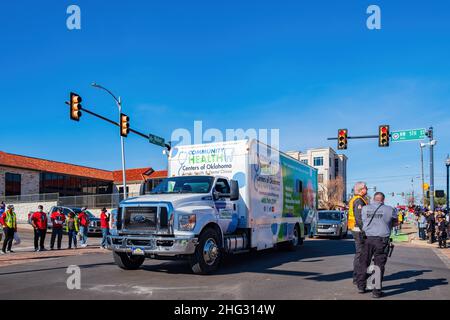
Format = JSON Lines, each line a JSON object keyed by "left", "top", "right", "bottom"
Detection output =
{"left": 428, "top": 127, "right": 435, "bottom": 211}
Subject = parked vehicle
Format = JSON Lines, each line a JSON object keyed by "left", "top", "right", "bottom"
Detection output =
{"left": 108, "top": 139, "right": 318, "bottom": 274}
{"left": 46, "top": 206, "right": 102, "bottom": 235}
{"left": 313, "top": 210, "right": 348, "bottom": 239}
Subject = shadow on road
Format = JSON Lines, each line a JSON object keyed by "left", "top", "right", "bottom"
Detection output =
{"left": 382, "top": 278, "right": 449, "bottom": 297}
{"left": 141, "top": 239, "right": 356, "bottom": 277}
{"left": 0, "top": 262, "right": 115, "bottom": 276}
{"left": 383, "top": 270, "right": 432, "bottom": 282}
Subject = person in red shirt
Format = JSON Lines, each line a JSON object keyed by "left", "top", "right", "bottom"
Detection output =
{"left": 100, "top": 208, "right": 110, "bottom": 249}
{"left": 31, "top": 205, "right": 48, "bottom": 252}
{"left": 50, "top": 207, "right": 66, "bottom": 250}
{"left": 78, "top": 208, "right": 90, "bottom": 247}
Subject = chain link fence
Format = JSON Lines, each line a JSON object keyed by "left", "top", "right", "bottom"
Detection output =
{"left": 1, "top": 192, "right": 140, "bottom": 209}
{"left": 0, "top": 193, "right": 59, "bottom": 204}
{"left": 57, "top": 192, "right": 140, "bottom": 209}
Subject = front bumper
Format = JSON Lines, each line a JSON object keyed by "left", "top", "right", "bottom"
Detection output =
{"left": 107, "top": 234, "right": 198, "bottom": 256}
{"left": 315, "top": 228, "right": 339, "bottom": 236}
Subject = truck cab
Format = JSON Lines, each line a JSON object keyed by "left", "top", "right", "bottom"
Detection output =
{"left": 108, "top": 175, "right": 241, "bottom": 274}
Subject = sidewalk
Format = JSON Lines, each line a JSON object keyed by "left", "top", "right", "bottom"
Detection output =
{"left": 393, "top": 221, "right": 450, "bottom": 267}
{"left": 0, "top": 247, "right": 107, "bottom": 267}
{"left": 0, "top": 223, "right": 106, "bottom": 267}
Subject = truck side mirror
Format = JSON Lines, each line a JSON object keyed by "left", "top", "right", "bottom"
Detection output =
{"left": 230, "top": 180, "right": 240, "bottom": 201}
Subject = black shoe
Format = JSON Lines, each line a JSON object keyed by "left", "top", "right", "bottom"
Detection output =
{"left": 40, "top": 248, "right": 47, "bottom": 251}
{"left": 358, "top": 287, "right": 366, "bottom": 294}
{"left": 372, "top": 291, "right": 383, "bottom": 298}
{"left": 7, "top": 250, "right": 14, "bottom": 253}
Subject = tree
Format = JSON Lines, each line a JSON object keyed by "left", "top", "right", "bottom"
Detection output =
{"left": 319, "top": 176, "right": 345, "bottom": 210}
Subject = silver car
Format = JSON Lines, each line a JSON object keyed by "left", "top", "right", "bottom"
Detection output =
{"left": 46, "top": 206, "right": 103, "bottom": 235}
{"left": 313, "top": 210, "right": 348, "bottom": 239}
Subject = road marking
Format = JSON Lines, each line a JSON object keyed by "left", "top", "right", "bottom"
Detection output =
{"left": 432, "top": 248, "right": 450, "bottom": 269}
{"left": 88, "top": 284, "right": 241, "bottom": 297}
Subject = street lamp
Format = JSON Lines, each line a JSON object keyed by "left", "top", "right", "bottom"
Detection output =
{"left": 420, "top": 143, "right": 426, "bottom": 207}
{"left": 446, "top": 154, "right": 450, "bottom": 214}
{"left": 91, "top": 82, "right": 128, "bottom": 199}
{"left": 420, "top": 135, "right": 437, "bottom": 211}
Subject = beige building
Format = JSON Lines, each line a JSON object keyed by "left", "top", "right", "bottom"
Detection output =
{"left": 286, "top": 148, "right": 348, "bottom": 208}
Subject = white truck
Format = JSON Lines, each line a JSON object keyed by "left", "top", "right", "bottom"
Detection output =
{"left": 107, "top": 139, "right": 318, "bottom": 274}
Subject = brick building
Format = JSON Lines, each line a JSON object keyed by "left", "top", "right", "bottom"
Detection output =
{"left": 0, "top": 151, "right": 167, "bottom": 199}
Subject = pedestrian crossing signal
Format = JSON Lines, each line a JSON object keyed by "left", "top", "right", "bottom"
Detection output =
{"left": 70, "top": 92, "right": 82, "bottom": 121}
{"left": 338, "top": 129, "right": 348, "bottom": 150}
{"left": 378, "top": 125, "right": 390, "bottom": 147}
{"left": 120, "top": 113, "right": 130, "bottom": 137}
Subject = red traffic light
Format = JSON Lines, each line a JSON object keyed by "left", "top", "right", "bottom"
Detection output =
{"left": 337, "top": 129, "right": 348, "bottom": 150}
{"left": 379, "top": 125, "right": 390, "bottom": 147}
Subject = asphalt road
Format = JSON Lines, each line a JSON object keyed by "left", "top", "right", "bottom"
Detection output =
{"left": 0, "top": 234, "right": 449, "bottom": 300}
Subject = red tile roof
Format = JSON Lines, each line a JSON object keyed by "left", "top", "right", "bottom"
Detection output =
{"left": 0, "top": 151, "right": 168, "bottom": 183}
{"left": 0, "top": 151, "right": 113, "bottom": 181}
{"left": 113, "top": 168, "right": 168, "bottom": 183}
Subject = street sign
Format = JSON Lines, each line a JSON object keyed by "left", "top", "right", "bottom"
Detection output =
{"left": 391, "top": 128, "right": 427, "bottom": 142}
{"left": 149, "top": 133, "right": 166, "bottom": 147}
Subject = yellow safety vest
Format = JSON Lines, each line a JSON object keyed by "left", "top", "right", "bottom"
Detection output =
{"left": 4, "top": 210, "right": 17, "bottom": 229}
{"left": 348, "top": 195, "right": 367, "bottom": 230}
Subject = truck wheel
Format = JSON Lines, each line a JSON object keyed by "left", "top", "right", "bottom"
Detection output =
{"left": 113, "top": 251, "right": 145, "bottom": 270}
{"left": 291, "top": 225, "right": 302, "bottom": 249}
{"left": 189, "top": 228, "right": 222, "bottom": 275}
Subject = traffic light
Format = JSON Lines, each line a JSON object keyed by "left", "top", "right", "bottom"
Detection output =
{"left": 338, "top": 129, "right": 348, "bottom": 150}
{"left": 70, "top": 92, "right": 82, "bottom": 121}
{"left": 378, "top": 125, "right": 390, "bottom": 147}
{"left": 120, "top": 113, "right": 130, "bottom": 137}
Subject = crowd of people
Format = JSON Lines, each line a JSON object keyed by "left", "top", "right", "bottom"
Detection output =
{"left": 0, "top": 201, "right": 111, "bottom": 254}
{"left": 347, "top": 182, "right": 449, "bottom": 298}
{"left": 414, "top": 207, "right": 449, "bottom": 248}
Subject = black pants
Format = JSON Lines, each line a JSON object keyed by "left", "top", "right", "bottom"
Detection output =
{"left": 2, "top": 227, "right": 15, "bottom": 252}
{"left": 50, "top": 228, "right": 63, "bottom": 249}
{"left": 351, "top": 231, "right": 364, "bottom": 283}
{"left": 356, "top": 237, "right": 389, "bottom": 293}
{"left": 34, "top": 229, "right": 47, "bottom": 250}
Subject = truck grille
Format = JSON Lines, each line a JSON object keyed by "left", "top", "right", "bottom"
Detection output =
{"left": 123, "top": 207, "right": 157, "bottom": 231}
{"left": 318, "top": 224, "right": 331, "bottom": 229}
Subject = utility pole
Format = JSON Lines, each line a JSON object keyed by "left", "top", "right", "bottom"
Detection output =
{"left": 446, "top": 154, "right": 450, "bottom": 214}
{"left": 420, "top": 144, "right": 426, "bottom": 207}
{"left": 428, "top": 127, "right": 435, "bottom": 211}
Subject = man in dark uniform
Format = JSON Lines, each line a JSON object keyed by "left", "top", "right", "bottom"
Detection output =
{"left": 356, "top": 192, "right": 397, "bottom": 298}
{"left": 348, "top": 182, "right": 368, "bottom": 285}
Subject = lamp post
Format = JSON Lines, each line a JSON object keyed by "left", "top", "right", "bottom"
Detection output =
{"left": 420, "top": 143, "right": 426, "bottom": 207}
{"left": 446, "top": 154, "right": 450, "bottom": 214}
{"left": 91, "top": 83, "right": 128, "bottom": 199}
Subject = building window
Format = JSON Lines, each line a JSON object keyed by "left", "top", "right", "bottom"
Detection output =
{"left": 39, "top": 172, "right": 113, "bottom": 196}
{"left": 119, "top": 186, "right": 129, "bottom": 194}
{"left": 318, "top": 174, "right": 324, "bottom": 183}
{"left": 301, "top": 159, "right": 308, "bottom": 165}
{"left": 335, "top": 158, "right": 339, "bottom": 178}
{"left": 5, "top": 173, "right": 21, "bottom": 196}
{"left": 313, "top": 157, "right": 324, "bottom": 166}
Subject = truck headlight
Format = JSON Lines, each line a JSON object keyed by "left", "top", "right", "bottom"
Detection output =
{"left": 178, "top": 214, "right": 196, "bottom": 231}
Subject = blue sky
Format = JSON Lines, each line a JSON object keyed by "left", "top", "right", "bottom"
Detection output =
{"left": 1, "top": 1, "right": 449, "bottom": 206}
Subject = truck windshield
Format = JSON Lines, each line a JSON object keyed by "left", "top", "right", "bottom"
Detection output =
{"left": 318, "top": 211, "right": 341, "bottom": 221}
{"left": 151, "top": 176, "right": 214, "bottom": 194}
